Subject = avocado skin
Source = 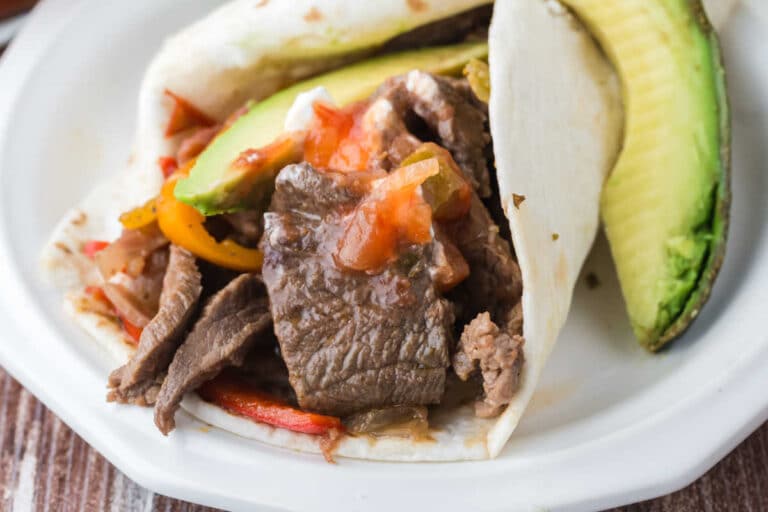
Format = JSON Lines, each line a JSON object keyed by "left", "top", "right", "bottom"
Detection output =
{"left": 560, "top": 0, "right": 731, "bottom": 351}
{"left": 651, "top": 12, "right": 731, "bottom": 351}
{"left": 174, "top": 43, "right": 488, "bottom": 216}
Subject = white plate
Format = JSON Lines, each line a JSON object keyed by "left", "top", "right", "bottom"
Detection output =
{"left": 0, "top": 1, "right": 766, "bottom": 511}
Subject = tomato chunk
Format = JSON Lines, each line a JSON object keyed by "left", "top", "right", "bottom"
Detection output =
{"left": 336, "top": 158, "right": 439, "bottom": 271}
{"left": 198, "top": 375, "right": 344, "bottom": 436}
{"left": 304, "top": 101, "right": 372, "bottom": 171}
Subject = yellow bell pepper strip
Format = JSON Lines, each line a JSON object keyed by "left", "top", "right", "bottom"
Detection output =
{"left": 156, "top": 163, "right": 263, "bottom": 272}
{"left": 119, "top": 198, "right": 158, "bottom": 230}
{"left": 463, "top": 58, "right": 491, "bottom": 103}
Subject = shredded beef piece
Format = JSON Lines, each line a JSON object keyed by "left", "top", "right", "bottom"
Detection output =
{"left": 366, "top": 71, "right": 491, "bottom": 196}
{"left": 261, "top": 163, "right": 454, "bottom": 417}
{"left": 154, "top": 273, "right": 272, "bottom": 434}
{"left": 221, "top": 210, "right": 262, "bottom": 247}
{"left": 107, "top": 245, "right": 202, "bottom": 405}
{"left": 453, "top": 312, "right": 524, "bottom": 417}
{"left": 446, "top": 196, "right": 523, "bottom": 325}
{"left": 447, "top": 195, "right": 526, "bottom": 416}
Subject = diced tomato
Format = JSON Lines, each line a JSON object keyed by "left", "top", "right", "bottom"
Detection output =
{"left": 164, "top": 89, "right": 216, "bottom": 138}
{"left": 82, "top": 240, "right": 110, "bottom": 260}
{"left": 157, "top": 156, "right": 179, "bottom": 179}
{"left": 304, "top": 101, "right": 372, "bottom": 172}
{"left": 336, "top": 158, "right": 439, "bottom": 271}
{"left": 198, "top": 375, "right": 344, "bottom": 436}
{"left": 117, "top": 313, "right": 143, "bottom": 345}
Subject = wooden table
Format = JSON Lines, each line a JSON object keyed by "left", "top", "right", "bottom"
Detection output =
{"left": 0, "top": 368, "right": 765, "bottom": 511}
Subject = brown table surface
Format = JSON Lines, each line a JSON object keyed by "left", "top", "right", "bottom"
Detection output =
{"left": 0, "top": 368, "right": 765, "bottom": 511}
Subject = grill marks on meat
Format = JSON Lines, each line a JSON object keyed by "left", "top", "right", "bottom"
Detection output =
{"left": 366, "top": 71, "right": 492, "bottom": 196}
{"left": 154, "top": 273, "right": 272, "bottom": 434}
{"left": 261, "top": 164, "right": 454, "bottom": 417}
{"left": 107, "top": 245, "right": 202, "bottom": 405}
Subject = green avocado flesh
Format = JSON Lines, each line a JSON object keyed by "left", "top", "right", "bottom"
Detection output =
{"left": 560, "top": 0, "right": 730, "bottom": 350}
{"left": 174, "top": 42, "right": 488, "bottom": 215}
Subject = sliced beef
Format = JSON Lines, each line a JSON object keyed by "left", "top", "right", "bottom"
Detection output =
{"left": 447, "top": 196, "right": 526, "bottom": 417}
{"left": 107, "top": 245, "right": 202, "bottom": 405}
{"left": 447, "top": 196, "right": 523, "bottom": 325}
{"left": 221, "top": 210, "right": 262, "bottom": 246}
{"left": 453, "top": 312, "right": 524, "bottom": 418}
{"left": 154, "top": 273, "right": 272, "bottom": 434}
{"left": 261, "top": 163, "right": 454, "bottom": 417}
{"left": 365, "top": 71, "right": 491, "bottom": 196}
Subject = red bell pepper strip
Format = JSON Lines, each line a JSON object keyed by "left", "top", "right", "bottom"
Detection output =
{"left": 82, "top": 240, "right": 110, "bottom": 260}
{"left": 84, "top": 286, "right": 142, "bottom": 346}
{"left": 198, "top": 375, "right": 344, "bottom": 436}
{"left": 164, "top": 89, "right": 216, "bottom": 138}
{"left": 117, "top": 313, "right": 143, "bottom": 345}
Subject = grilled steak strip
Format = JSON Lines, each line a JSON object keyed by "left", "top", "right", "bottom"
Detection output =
{"left": 261, "top": 163, "right": 454, "bottom": 417}
{"left": 367, "top": 71, "right": 491, "bottom": 196}
{"left": 107, "top": 245, "right": 202, "bottom": 405}
{"left": 154, "top": 273, "right": 272, "bottom": 434}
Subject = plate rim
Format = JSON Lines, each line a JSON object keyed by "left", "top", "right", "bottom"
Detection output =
{"left": 0, "top": 1, "right": 766, "bottom": 511}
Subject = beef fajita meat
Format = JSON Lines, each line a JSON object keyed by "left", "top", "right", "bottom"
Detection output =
{"left": 362, "top": 74, "right": 525, "bottom": 417}
{"left": 365, "top": 71, "right": 491, "bottom": 196}
{"left": 107, "top": 245, "right": 202, "bottom": 405}
{"left": 447, "top": 196, "right": 525, "bottom": 416}
{"left": 154, "top": 273, "right": 272, "bottom": 434}
{"left": 453, "top": 312, "right": 524, "bottom": 417}
{"left": 446, "top": 196, "right": 523, "bottom": 326}
{"left": 261, "top": 163, "right": 454, "bottom": 417}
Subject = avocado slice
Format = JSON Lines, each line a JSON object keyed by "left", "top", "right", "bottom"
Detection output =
{"left": 560, "top": 0, "right": 730, "bottom": 350}
{"left": 174, "top": 43, "right": 488, "bottom": 215}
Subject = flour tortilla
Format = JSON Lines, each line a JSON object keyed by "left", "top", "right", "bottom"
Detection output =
{"left": 41, "top": 0, "right": 623, "bottom": 460}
